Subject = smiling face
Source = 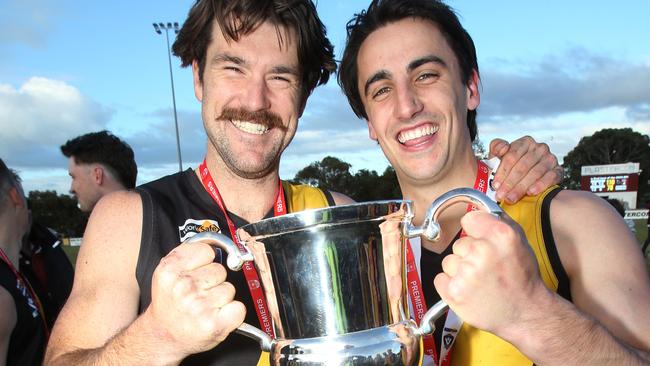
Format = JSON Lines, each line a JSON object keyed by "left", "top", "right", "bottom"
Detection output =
{"left": 357, "top": 18, "right": 480, "bottom": 188}
{"left": 193, "top": 20, "right": 303, "bottom": 180}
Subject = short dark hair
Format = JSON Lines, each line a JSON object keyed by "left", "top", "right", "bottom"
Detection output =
{"left": 172, "top": 0, "right": 336, "bottom": 103}
{"left": 338, "top": 0, "right": 479, "bottom": 141}
{"left": 60, "top": 131, "right": 137, "bottom": 189}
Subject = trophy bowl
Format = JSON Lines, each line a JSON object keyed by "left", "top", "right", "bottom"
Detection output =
{"left": 187, "top": 188, "right": 502, "bottom": 365}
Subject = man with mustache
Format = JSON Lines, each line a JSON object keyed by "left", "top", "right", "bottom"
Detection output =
{"left": 338, "top": 0, "right": 650, "bottom": 364}
{"left": 45, "top": 1, "right": 561, "bottom": 365}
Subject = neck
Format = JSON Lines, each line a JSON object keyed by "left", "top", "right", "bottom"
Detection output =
{"left": 401, "top": 156, "right": 479, "bottom": 253}
{"left": 199, "top": 152, "right": 281, "bottom": 223}
{"left": 0, "top": 226, "right": 21, "bottom": 267}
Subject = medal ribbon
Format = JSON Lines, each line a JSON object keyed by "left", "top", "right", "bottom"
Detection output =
{"left": 406, "top": 159, "right": 493, "bottom": 366}
{"left": 199, "top": 158, "right": 286, "bottom": 338}
{"left": 0, "top": 247, "right": 49, "bottom": 338}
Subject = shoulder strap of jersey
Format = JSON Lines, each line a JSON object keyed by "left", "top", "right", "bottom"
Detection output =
{"left": 281, "top": 181, "right": 330, "bottom": 212}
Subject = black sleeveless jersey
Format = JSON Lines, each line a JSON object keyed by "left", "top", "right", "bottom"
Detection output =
{"left": 135, "top": 169, "right": 333, "bottom": 365}
{"left": 0, "top": 261, "right": 46, "bottom": 366}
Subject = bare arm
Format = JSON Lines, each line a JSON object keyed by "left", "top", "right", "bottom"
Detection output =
{"left": 0, "top": 287, "right": 16, "bottom": 366}
{"left": 519, "top": 191, "right": 650, "bottom": 364}
{"left": 435, "top": 192, "right": 650, "bottom": 365}
{"left": 44, "top": 191, "right": 161, "bottom": 365}
{"left": 45, "top": 191, "right": 245, "bottom": 366}
{"left": 489, "top": 136, "right": 562, "bottom": 204}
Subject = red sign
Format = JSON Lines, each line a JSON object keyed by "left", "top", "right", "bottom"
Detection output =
{"left": 580, "top": 174, "right": 639, "bottom": 193}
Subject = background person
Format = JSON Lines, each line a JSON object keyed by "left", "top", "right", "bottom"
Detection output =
{"left": 20, "top": 220, "right": 74, "bottom": 329}
{"left": 60, "top": 130, "right": 137, "bottom": 212}
{"left": 0, "top": 158, "right": 48, "bottom": 366}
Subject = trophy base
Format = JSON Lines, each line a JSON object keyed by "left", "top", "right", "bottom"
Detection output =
{"left": 270, "top": 321, "right": 422, "bottom": 366}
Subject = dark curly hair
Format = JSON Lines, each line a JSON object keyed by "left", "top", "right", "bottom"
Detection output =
{"left": 172, "top": 0, "right": 336, "bottom": 104}
{"left": 338, "top": 0, "right": 479, "bottom": 141}
{"left": 60, "top": 131, "right": 137, "bottom": 189}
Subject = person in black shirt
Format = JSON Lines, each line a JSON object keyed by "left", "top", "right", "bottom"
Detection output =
{"left": 20, "top": 221, "right": 74, "bottom": 329}
{"left": 0, "top": 158, "right": 48, "bottom": 366}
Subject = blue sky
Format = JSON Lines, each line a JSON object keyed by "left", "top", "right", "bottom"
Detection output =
{"left": 1, "top": 0, "right": 649, "bottom": 194}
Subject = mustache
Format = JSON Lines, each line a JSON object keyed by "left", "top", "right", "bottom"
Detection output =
{"left": 217, "top": 108, "right": 287, "bottom": 132}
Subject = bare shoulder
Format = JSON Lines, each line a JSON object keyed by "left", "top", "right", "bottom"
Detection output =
{"left": 75, "top": 190, "right": 143, "bottom": 276}
{"left": 329, "top": 191, "right": 356, "bottom": 205}
{"left": 549, "top": 189, "right": 642, "bottom": 273}
{"left": 47, "top": 190, "right": 144, "bottom": 356}
{"left": 549, "top": 189, "right": 650, "bottom": 349}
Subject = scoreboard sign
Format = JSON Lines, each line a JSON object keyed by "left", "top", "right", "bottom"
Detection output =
{"left": 580, "top": 174, "right": 639, "bottom": 193}
{"left": 580, "top": 163, "right": 641, "bottom": 209}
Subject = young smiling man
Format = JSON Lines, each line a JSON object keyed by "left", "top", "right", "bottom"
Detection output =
{"left": 45, "top": 1, "right": 563, "bottom": 365}
{"left": 339, "top": 1, "right": 650, "bottom": 365}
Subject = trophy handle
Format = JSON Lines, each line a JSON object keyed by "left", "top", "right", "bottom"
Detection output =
{"left": 185, "top": 232, "right": 254, "bottom": 271}
{"left": 406, "top": 187, "right": 504, "bottom": 335}
{"left": 406, "top": 187, "right": 502, "bottom": 241}
{"left": 184, "top": 232, "right": 272, "bottom": 352}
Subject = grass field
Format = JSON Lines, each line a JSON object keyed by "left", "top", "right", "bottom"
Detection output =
{"left": 62, "top": 245, "right": 79, "bottom": 268}
{"left": 61, "top": 221, "right": 650, "bottom": 273}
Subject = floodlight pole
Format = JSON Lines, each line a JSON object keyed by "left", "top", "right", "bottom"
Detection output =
{"left": 153, "top": 22, "right": 183, "bottom": 172}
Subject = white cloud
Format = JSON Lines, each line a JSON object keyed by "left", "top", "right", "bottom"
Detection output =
{"left": 480, "top": 48, "right": 650, "bottom": 119}
{"left": 479, "top": 107, "right": 650, "bottom": 164}
{"left": 0, "top": 77, "right": 113, "bottom": 166}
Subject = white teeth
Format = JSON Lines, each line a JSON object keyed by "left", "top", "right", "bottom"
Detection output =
{"left": 398, "top": 125, "right": 438, "bottom": 143}
{"left": 232, "top": 120, "right": 269, "bottom": 135}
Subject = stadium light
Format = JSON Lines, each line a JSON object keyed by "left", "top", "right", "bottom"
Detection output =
{"left": 152, "top": 21, "right": 183, "bottom": 172}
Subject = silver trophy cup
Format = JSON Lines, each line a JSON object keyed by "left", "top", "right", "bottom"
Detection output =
{"left": 187, "top": 188, "right": 502, "bottom": 365}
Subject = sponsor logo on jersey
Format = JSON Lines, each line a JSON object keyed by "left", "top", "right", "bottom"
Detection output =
{"left": 178, "top": 219, "right": 221, "bottom": 241}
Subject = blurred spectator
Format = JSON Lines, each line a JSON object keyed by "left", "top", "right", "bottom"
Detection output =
{"left": 604, "top": 198, "right": 636, "bottom": 235}
{"left": 0, "top": 158, "right": 47, "bottom": 365}
{"left": 20, "top": 221, "right": 74, "bottom": 329}
{"left": 60, "top": 130, "right": 137, "bottom": 212}
{"left": 604, "top": 198, "right": 625, "bottom": 217}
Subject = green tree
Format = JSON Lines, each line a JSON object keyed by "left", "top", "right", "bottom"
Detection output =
{"left": 293, "top": 156, "right": 355, "bottom": 196}
{"left": 292, "top": 156, "right": 401, "bottom": 201}
{"left": 28, "top": 190, "right": 88, "bottom": 237}
{"left": 562, "top": 128, "right": 650, "bottom": 202}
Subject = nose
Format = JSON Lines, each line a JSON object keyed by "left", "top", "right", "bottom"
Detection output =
{"left": 242, "top": 76, "right": 271, "bottom": 111}
{"left": 394, "top": 83, "right": 423, "bottom": 121}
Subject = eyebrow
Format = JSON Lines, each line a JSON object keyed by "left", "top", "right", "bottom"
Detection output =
{"left": 363, "top": 70, "right": 391, "bottom": 97}
{"left": 212, "top": 53, "right": 245, "bottom": 66}
{"left": 212, "top": 53, "right": 299, "bottom": 76}
{"left": 363, "top": 55, "right": 449, "bottom": 97}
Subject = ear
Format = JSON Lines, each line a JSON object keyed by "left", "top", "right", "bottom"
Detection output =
{"left": 192, "top": 60, "right": 204, "bottom": 102}
{"left": 466, "top": 69, "right": 480, "bottom": 111}
{"left": 367, "top": 119, "right": 378, "bottom": 141}
{"left": 8, "top": 187, "right": 26, "bottom": 209}
{"left": 93, "top": 166, "right": 104, "bottom": 185}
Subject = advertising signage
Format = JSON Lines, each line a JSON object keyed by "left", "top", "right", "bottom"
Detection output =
{"left": 580, "top": 174, "right": 639, "bottom": 193}
{"left": 580, "top": 163, "right": 641, "bottom": 209}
